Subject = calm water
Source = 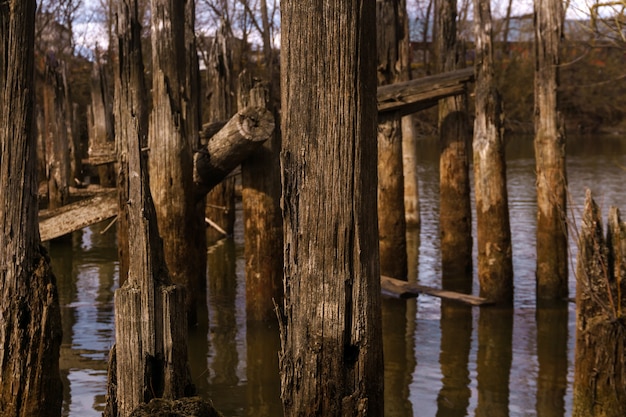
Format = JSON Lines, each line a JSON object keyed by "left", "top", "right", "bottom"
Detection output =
{"left": 48, "top": 134, "right": 626, "bottom": 417}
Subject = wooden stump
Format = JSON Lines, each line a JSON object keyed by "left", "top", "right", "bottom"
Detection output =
{"left": 573, "top": 190, "right": 626, "bottom": 417}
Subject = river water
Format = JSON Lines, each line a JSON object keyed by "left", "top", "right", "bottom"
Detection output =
{"left": 48, "top": 134, "right": 626, "bottom": 417}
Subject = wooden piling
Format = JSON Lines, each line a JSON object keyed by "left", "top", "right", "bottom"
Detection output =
{"left": 42, "top": 57, "right": 70, "bottom": 209}
{"left": 436, "top": 0, "right": 473, "bottom": 279}
{"left": 148, "top": 0, "right": 206, "bottom": 324}
{"left": 240, "top": 73, "right": 284, "bottom": 323}
{"left": 534, "top": 0, "right": 568, "bottom": 300}
{"left": 204, "top": 27, "right": 236, "bottom": 245}
{"left": 105, "top": 1, "right": 193, "bottom": 414}
{"left": 472, "top": 0, "right": 513, "bottom": 304}
{"left": 0, "top": 1, "right": 63, "bottom": 414}
{"left": 377, "top": 0, "right": 408, "bottom": 280}
{"left": 573, "top": 191, "right": 626, "bottom": 417}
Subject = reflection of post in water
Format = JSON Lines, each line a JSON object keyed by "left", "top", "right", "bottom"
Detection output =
{"left": 48, "top": 234, "right": 77, "bottom": 416}
{"left": 436, "top": 300, "right": 472, "bottom": 417}
{"left": 475, "top": 307, "right": 513, "bottom": 417}
{"left": 246, "top": 321, "right": 282, "bottom": 417}
{"left": 207, "top": 239, "right": 239, "bottom": 388}
{"left": 382, "top": 297, "right": 416, "bottom": 417}
{"left": 536, "top": 301, "right": 568, "bottom": 417}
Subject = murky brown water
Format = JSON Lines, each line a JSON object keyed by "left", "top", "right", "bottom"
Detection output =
{"left": 48, "top": 134, "right": 626, "bottom": 417}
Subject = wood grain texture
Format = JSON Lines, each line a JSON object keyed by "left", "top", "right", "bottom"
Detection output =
{"left": 280, "top": 2, "right": 383, "bottom": 415}
{"left": 0, "top": 1, "right": 63, "bottom": 415}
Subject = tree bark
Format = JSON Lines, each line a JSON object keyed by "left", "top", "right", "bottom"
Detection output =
{"left": 0, "top": 1, "right": 63, "bottom": 415}
{"left": 472, "top": 0, "right": 513, "bottom": 304}
{"left": 436, "top": 0, "right": 473, "bottom": 281}
{"left": 534, "top": 0, "right": 568, "bottom": 300}
{"left": 280, "top": 1, "right": 384, "bottom": 415}
{"left": 149, "top": 0, "right": 206, "bottom": 325}
{"left": 240, "top": 73, "right": 284, "bottom": 323}
{"left": 377, "top": 0, "right": 408, "bottom": 280}
{"left": 204, "top": 25, "right": 236, "bottom": 245}
{"left": 573, "top": 191, "right": 626, "bottom": 417}
{"left": 106, "top": 1, "right": 193, "bottom": 414}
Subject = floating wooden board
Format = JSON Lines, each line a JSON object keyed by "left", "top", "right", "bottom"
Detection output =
{"left": 39, "top": 189, "right": 118, "bottom": 241}
{"left": 381, "top": 275, "right": 492, "bottom": 306}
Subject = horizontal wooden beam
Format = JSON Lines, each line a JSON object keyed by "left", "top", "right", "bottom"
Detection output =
{"left": 381, "top": 275, "right": 492, "bottom": 306}
{"left": 39, "top": 189, "right": 118, "bottom": 241}
{"left": 377, "top": 67, "right": 474, "bottom": 116}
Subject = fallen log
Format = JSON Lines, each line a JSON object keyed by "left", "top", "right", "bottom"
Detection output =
{"left": 193, "top": 106, "right": 274, "bottom": 200}
{"left": 381, "top": 275, "right": 492, "bottom": 306}
{"left": 39, "top": 189, "right": 117, "bottom": 241}
{"left": 377, "top": 67, "right": 474, "bottom": 116}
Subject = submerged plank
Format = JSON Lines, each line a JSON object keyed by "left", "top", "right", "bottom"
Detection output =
{"left": 381, "top": 275, "right": 493, "bottom": 306}
{"left": 39, "top": 189, "right": 118, "bottom": 241}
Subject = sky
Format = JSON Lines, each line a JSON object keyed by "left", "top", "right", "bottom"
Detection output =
{"left": 72, "top": 0, "right": 605, "bottom": 57}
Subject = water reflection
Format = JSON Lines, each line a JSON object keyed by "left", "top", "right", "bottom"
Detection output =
{"left": 437, "top": 301, "right": 472, "bottom": 417}
{"left": 48, "top": 222, "right": 118, "bottom": 417}
{"left": 50, "top": 134, "right": 626, "bottom": 416}
{"left": 535, "top": 301, "right": 568, "bottom": 417}
{"left": 476, "top": 307, "right": 513, "bottom": 417}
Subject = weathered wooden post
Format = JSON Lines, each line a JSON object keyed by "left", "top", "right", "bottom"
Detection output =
{"left": 148, "top": 0, "right": 206, "bottom": 324}
{"left": 240, "top": 72, "right": 284, "bottom": 323}
{"left": 377, "top": 0, "right": 408, "bottom": 280}
{"left": 204, "top": 27, "right": 236, "bottom": 245}
{"left": 42, "top": 56, "right": 70, "bottom": 209}
{"left": 0, "top": 1, "right": 63, "bottom": 415}
{"left": 436, "top": 0, "right": 473, "bottom": 280}
{"left": 104, "top": 1, "right": 196, "bottom": 415}
{"left": 573, "top": 191, "right": 626, "bottom": 417}
{"left": 534, "top": 0, "right": 568, "bottom": 300}
{"left": 280, "top": 0, "right": 384, "bottom": 414}
{"left": 472, "top": 0, "right": 513, "bottom": 304}
{"left": 398, "top": 1, "right": 421, "bottom": 229}
{"left": 88, "top": 55, "right": 116, "bottom": 187}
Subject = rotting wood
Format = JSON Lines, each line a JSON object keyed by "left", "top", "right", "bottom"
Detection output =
{"left": 377, "top": 67, "right": 474, "bottom": 116}
{"left": 381, "top": 275, "right": 493, "bottom": 306}
{"left": 193, "top": 106, "right": 274, "bottom": 200}
{"left": 572, "top": 190, "right": 626, "bottom": 417}
{"left": 39, "top": 189, "right": 117, "bottom": 241}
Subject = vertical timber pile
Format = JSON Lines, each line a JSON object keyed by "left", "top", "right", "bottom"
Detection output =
{"left": 573, "top": 191, "right": 626, "bottom": 417}
{"left": 149, "top": 0, "right": 206, "bottom": 324}
{"left": 436, "top": 0, "right": 473, "bottom": 280}
{"left": 0, "top": 1, "right": 63, "bottom": 415}
{"left": 106, "top": 1, "right": 191, "bottom": 415}
{"left": 280, "top": 1, "right": 384, "bottom": 415}
{"left": 240, "top": 73, "right": 284, "bottom": 322}
{"left": 533, "top": 0, "right": 568, "bottom": 300}
{"left": 42, "top": 57, "right": 70, "bottom": 209}
{"left": 88, "top": 56, "right": 116, "bottom": 187}
{"left": 472, "top": 0, "right": 513, "bottom": 303}
{"left": 205, "top": 27, "right": 236, "bottom": 244}
{"left": 398, "top": 0, "right": 420, "bottom": 228}
{"left": 376, "top": 0, "right": 408, "bottom": 280}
